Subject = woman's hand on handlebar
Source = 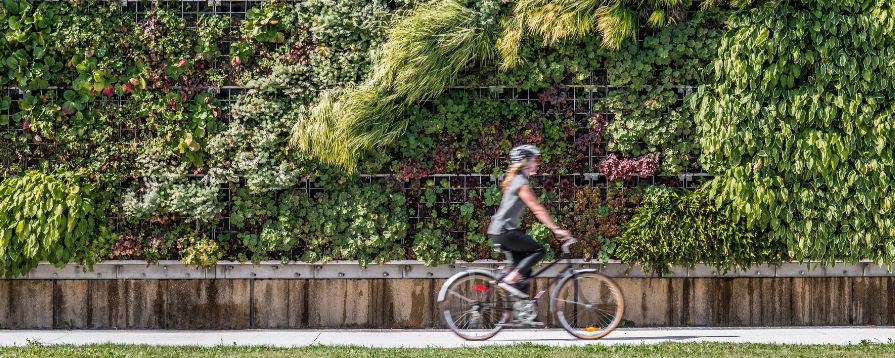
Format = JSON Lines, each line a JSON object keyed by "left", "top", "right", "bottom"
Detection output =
{"left": 552, "top": 228, "right": 571, "bottom": 240}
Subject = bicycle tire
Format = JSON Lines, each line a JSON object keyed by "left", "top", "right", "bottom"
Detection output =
{"left": 550, "top": 271, "right": 625, "bottom": 340}
{"left": 438, "top": 270, "right": 511, "bottom": 341}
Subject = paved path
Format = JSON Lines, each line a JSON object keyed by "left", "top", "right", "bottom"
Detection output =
{"left": 1, "top": 328, "right": 893, "bottom": 348}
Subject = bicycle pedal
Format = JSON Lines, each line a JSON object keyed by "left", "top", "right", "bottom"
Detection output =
{"left": 532, "top": 290, "right": 546, "bottom": 300}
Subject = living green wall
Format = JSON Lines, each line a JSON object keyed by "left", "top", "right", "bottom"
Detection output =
{"left": 0, "top": 0, "right": 893, "bottom": 277}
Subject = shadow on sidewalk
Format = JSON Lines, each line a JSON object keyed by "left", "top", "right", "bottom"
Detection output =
{"left": 494, "top": 335, "right": 740, "bottom": 342}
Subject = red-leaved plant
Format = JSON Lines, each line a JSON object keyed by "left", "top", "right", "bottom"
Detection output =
{"left": 599, "top": 152, "right": 660, "bottom": 180}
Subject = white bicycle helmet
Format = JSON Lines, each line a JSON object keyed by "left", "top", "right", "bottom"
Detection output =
{"left": 509, "top": 144, "right": 541, "bottom": 164}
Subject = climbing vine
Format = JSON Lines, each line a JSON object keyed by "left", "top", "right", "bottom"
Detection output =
{"left": 693, "top": 0, "right": 895, "bottom": 264}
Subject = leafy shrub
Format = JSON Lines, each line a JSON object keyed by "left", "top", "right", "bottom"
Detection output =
{"left": 228, "top": 180, "right": 409, "bottom": 264}
{"left": 205, "top": 86, "right": 303, "bottom": 193}
{"left": 232, "top": 191, "right": 301, "bottom": 263}
{"left": 298, "top": 0, "right": 390, "bottom": 89}
{"left": 229, "top": 188, "right": 278, "bottom": 231}
{"left": 411, "top": 226, "right": 462, "bottom": 266}
{"left": 109, "top": 228, "right": 184, "bottom": 264}
{"left": 231, "top": 0, "right": 301, "bottom": 73}
{"left": 141, "top": 226, "right": 192, "bottom": 264}
{"left": 493, "top": 8, "right": 725, "bottom": 90}
{"left": 600, "top": 87, "right": 698, "bottom": 174}
{"left": 194, "top": 15, "right": 229, "bottom": 65}
{"left": 0, "top": 171, "right": 113, "bottom": 277}
{"left": 121, "top": 178, "right": 222, "bottom": 223}
{"left": 178, "top": 231, "right": 223, "bottom": 268}
{"left": 51, "top": 1, "right": 133, "bottom": 97}
{"left": 378, "top": 90, "right": 591, "bottom": 176}
{"left": 110, "top": 232, "right": 143, "bottom": 259}
{"left": 0, "top": 0, "right": 66, "bottom": 89}
{"left": 526, "top": 222, "right": 555, "bottom": 262}
{"left": 287, "top": 182, "right": 408, "bottom": 265}
{"left": 602, "top": 9, "right": 724, "bottom": 88}
{"left": 693, "top": 0, "right": 895, "bottom": 264}
{"left": 615, "top": 186, "right": 788, "bottom": 275}
{"left": 564, "top": 187, "right": 641, "bottom": 262}
{"left": 598, "top": 153, "right": 660, "bottom": 181}
{"left": 410, "top": 183, "right": 491, "bottom": 265}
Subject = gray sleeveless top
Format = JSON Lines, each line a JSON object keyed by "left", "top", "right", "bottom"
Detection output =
{"left": 487, "top": 174, "right": 529, "bottom": 235}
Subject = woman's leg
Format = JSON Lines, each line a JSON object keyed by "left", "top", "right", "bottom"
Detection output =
{"left": 489, "top": 233, "right": 518, "bottom": 282}
{"left": 503, "top": 250, "right": 526, "bottom": 283}
{"left": 495, "top": 230, "right": 545, "bottom": 282}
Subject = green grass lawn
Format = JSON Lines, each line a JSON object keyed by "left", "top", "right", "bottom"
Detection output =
{"left": 1, "top": 342, "right": 894, "bottom": 358}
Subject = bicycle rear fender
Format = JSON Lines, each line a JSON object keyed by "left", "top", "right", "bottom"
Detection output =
{"left": 548, "top": 269, "right": 600, "bottom": 313}
{"left": 436, "top": 269, "right": 498, "bottom": 303}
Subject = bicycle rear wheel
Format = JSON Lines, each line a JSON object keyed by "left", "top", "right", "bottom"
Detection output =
{"left": 551, "top": 271, "right": 625, "bottom": 339}
{"left": 439, "top": 271, "right": 510, "bottom": 340}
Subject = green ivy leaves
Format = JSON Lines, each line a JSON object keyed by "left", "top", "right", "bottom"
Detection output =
{"left": 411, "top": 185, "right": 490, "bottom": 265}
{"left": 0, "top": 171, "right": 112, "bottom": 277}
{"left": 0, "top": 0, "right": 60, "bottom": 89}
{"left": 694, "top": 0, "right": 895, "bottom": 265}
{"left": 600, "top": 86, "right": 699, "bottom": 173}
{"left": 232, "top": 182, "right": 408, "bottom": 265}
{"left": 615, "top": 186, "right": 787, "bottom": 275}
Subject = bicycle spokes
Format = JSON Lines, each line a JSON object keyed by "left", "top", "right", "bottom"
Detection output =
{"left": 441, "top": 273, "right": 510, "bottom": 340}
{"left": 441, "top": 264, "right": 625, "bottom": 341}
{"left": 552, "top": 272, "right": 625, "bottom": 339}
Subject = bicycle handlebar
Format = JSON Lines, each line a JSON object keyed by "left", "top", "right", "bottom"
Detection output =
{"left": 560, "top": 236, "right": 577, "bottom": 254}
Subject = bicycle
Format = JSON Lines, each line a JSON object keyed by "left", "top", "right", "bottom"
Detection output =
{"left": 436, "top": 237, "right": 625, "bottom": 340}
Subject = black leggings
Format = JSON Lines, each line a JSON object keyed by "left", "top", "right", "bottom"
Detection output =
{"left": 488, "top": 230, "right": 546, "bottom": 279}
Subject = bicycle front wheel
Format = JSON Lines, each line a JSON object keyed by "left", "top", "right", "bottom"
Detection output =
{"left": 551, "top": 271, "right": 625, "bottom": 339}
{"left": 439, "top": 271, "right": 510, "bottom": 341}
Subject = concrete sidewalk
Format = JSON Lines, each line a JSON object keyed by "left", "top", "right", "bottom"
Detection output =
{"left": 0, "top": 328, "right": 893, "bottom": 348}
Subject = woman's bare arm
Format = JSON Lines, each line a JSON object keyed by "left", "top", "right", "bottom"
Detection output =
{"left": 518, "top": 184, "right": 561, "bottom": 231}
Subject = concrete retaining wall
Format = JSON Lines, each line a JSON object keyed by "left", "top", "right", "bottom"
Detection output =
{"left": 2, "top": 276, "right": 894, "bottom": 329}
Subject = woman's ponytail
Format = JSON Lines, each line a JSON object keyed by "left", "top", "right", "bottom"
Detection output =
{"left": 501, "top": 162, "right": 525, "bottom": 190}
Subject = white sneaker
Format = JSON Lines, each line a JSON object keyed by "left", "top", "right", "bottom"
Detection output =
{"left": 498, "top": 281, "right": 528, "bottom": 298}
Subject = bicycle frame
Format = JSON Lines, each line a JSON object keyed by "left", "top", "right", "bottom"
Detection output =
{"left": 439, "top": 237, "right": 625, "bottom": 340}
{"left": 495, "top": 237, "right": 579, "bottom": 300}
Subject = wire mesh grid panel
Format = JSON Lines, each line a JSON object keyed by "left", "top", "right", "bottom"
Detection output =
{"left": 118, "top": 0, "right": 286, "bottom": 88}
{"left": 1, "top": 83, "right": 711, "bottom": 178}
{"left": 212, "top": 180, "right": 234, "bottom": 237}
{"left": 123, "top": 0, "right": 268, "bottom": 21}
{"left": 399, "top": 171, "right": 702, "bottom": 226}
{"left": 1, "top": 89, "right": 24, "bottom": 173}
{"left": 215, "top": 86, "right": 245, "bottom": 109}
{"left": 438, "top": 84, "right": 709, "bottom": 177}
{"left": 1, "top": 88, "right": 69, "bottom": 172}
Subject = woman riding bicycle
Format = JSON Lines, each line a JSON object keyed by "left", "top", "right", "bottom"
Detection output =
{"left": 488, "top": 144, "right": 570, "bottom": 298}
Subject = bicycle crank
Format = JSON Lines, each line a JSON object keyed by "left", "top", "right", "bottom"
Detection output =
{"left": 513, "top": 299, "right": 541, "bottom": 326}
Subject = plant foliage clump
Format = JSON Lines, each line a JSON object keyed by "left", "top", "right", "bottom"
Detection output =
{"left": 693, "top": 0, "right": 895, "bottom": 264}
{"left": 0, "top": 171, "right": 113, "bottom": 277}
